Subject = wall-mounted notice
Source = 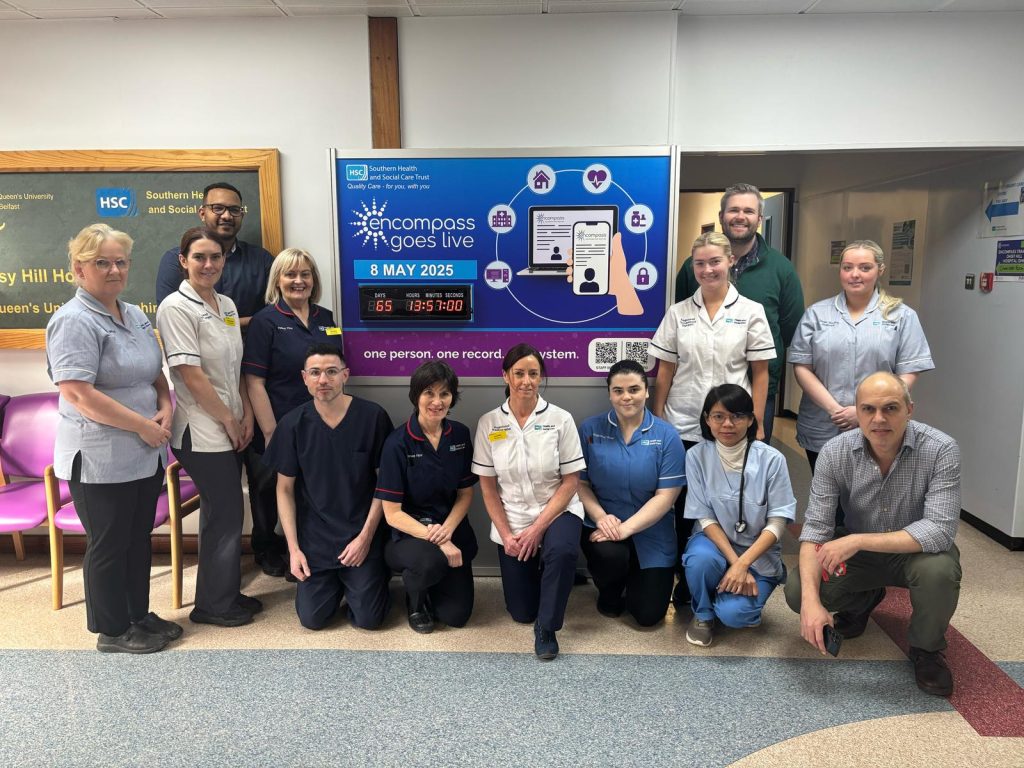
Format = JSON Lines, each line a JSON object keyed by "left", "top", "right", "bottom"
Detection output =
{"left": 830, "top": 240, "right": 846, "bottom": 266}
{"left": 889, "top": 220, "right": 915, "bottom": 287}
{"left": 333, "top": 148, "right": 676, "bottom": 378}
{"left": 980, "top": 178, "right": 1024, "bottom": 238}
{"left": 995, "top": 239, "right": 1024, "bottom": 283}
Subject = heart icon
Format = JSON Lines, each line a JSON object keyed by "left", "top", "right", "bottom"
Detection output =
{"left": 587, "top": 169, "right": 607, "bottom": 189}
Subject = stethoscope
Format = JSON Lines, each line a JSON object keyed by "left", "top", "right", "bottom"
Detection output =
{"left": 733, "top": 439, "right": 753, "bottom": 535}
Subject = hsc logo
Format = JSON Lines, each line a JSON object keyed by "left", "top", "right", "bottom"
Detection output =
{"left": 346, "top": 164, "right": 369, "bottom": 182}
{"left": 95, "top": 188, "right": 138, "bottom": 218}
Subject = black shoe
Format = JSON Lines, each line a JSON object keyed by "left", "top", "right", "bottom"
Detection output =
{"left": 189, "top": 605, "right": 253, "bottom": 627}
{"left": 235, "top": 593, "right": 264, "bottom": 614}
{"left": 833, "top": 588, "right": 886, "bottom": 639}
{"left": 133, "top": 612, "right": 184, "bottom": 641}
{"left": 284, "top": 571, "right": 298, "bottom": 583}
{"left": 671, "top": 580, "right": 690, "bottom": 611}
{"left": 909, "top": 647, "right": 954, "bottom": 696}
{"left": 97, "top": 624, "right": 168, "bottom": 654}
{"left": 573, "top": 570, "right": 589, "bottom": 586}
{"left": 534, "top": 621, "right": 558, "bottom": 661}
{"left": 255, "top": 550, "right": 288, "bottom": 578}
{"left": 596, "top": 593, "right": 625, "bottom": 618}
{"left": 407, "top": 607, "right": 434, "bottom": 634}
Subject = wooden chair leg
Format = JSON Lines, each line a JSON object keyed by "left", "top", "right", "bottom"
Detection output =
{"left": 49, "top": 527, "right": 63, "bottom": 611}
{"left": 12, "top": 531, "right": 26, "bottom": 561}
{"left": 167, "top": 469, "right": 183, "bottom": 610}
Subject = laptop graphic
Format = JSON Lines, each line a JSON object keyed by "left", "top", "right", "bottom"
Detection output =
{"left": 518, "top": 205, "right": 619, "bottom": 276}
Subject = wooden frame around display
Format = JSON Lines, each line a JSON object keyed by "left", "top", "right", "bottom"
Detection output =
{"left": 0, "top": 148, "right": 282, "bottom": 349}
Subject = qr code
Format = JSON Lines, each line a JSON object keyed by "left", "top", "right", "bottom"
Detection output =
{"left": 587, "top": 338, "right": 654, "bottom": 373}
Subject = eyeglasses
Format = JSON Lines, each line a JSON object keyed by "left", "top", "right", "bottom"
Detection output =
{"left": 203, "top": 203, "right": 244, "bottom": 217}
{"left": 706, "top": 411, "right": 753, "bottom": 425}
{"left": 304, "top": 367, "right": 348, "bottom": 379}
{"left": 90, "top": 258, "right": 131, "bottom": 272}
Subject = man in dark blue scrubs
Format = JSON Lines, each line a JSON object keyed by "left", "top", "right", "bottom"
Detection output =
{"left": 264, "top": 344, "right": 393, "bottom": 630}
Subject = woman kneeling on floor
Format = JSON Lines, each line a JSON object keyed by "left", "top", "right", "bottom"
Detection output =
{"left": 682, "top": 384, "right": 796, "bottom": 647}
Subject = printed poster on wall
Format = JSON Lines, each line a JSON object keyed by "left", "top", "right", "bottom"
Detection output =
{"left": 980, "top": 178, "right": 1024, "bottom": 239}
{"left": 889, "top": 220, "right": 915, "bottom": 287}
{"left": 333, "top": 148, "right": 675, "bottom": 378}
{"left": 829, "top": 240, "right": 846, "bottom": 266}
{"left": 995, "top": 239, "right": 1024, "bottom": 283}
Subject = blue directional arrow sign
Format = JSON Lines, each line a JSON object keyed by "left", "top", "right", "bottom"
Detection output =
{"left": 986, "top": 199, "right": 1020, "bottom": 221}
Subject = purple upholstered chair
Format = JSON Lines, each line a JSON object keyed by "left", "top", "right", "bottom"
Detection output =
{"left": 0, "top": 392, "right": 69, "bottom": 561}
{"left": 46, "top": 446, "right": 200, "bottom": 611}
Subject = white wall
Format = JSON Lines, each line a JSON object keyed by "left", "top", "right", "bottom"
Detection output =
{"left": 675, "top": 12, "right": 1024, "bottom": 151}
{"left": 399, "top": 12, "right": 677, "bottom": 148}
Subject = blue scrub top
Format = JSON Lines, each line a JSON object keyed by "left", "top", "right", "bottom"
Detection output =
{"left": 579, "top": 408, "right": 686, "bottom": 569}
{"left": 683, "top": 440, "right": 796, "bottom": 579}
{"left": 242, "top": 299, "right": 343, "bottom": 422}
{"left": 375, "top": 416, "right": 478, "bottom": 559}
{"left": 264, "top": 397, "right": 393, "bottom": 569}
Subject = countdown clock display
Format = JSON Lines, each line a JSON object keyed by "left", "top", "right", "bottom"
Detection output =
{"left": 358, "top": 284, "right": 473, "bottom": 322}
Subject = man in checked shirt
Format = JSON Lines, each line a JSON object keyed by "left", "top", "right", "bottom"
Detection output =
{"left": 785, "top": 372, "right": 962, "bottom": 696}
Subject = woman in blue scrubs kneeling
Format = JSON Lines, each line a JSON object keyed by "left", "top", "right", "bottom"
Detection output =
{"left": 375, "top": 361, "right": 478, "bottom": 634}
{"left": 578, "top": 360, "right": 684, "bottom": 626}
{"left": 682, "top": 384, "right": 796, "bottom": 647}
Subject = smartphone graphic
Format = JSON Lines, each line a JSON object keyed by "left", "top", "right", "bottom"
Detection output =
{"left": 572, "top": 221, "right": 611, "bottom": 296}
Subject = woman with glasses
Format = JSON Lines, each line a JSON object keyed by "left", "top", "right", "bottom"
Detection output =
{"left": 242, "top": 248, "right": 342, "bottom": 578}
{"left": 649, "top": 232, "right": 776, "bottom": 606}
{"left": 375, "top": 361, "right": 478, "bottom": 634}
{"left": 577, "top": 359, "right": 685, "bottom": 627}
{"left": 46, "top": 223, "right": 180, "bottom": 654}
{"left": 156, "top": 226, "right": 258, "bottom": 628}
{"left": 681, "top": 384, "right": 796, "bottom": 647}
{"left": 472, "top": 343, "right": 586, "bottom": 661}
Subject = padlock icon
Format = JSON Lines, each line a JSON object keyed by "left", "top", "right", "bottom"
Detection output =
{"left": 636, "top": 267, "right": 650, "bottom": 286}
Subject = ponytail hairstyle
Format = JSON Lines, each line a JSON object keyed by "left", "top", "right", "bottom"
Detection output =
{"left": 842, "top": 239, "right": 903, "bottom": 320}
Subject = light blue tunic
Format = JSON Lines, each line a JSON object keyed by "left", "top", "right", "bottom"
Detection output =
{"left": 46, "top": 287, "right": 165, "bottom": 483}
{"left": 787, "top": 291, "right": 934, "bottom": 453}
{"left": 579, "top": 408, "right": 685, "bottom": 569}
{"left": 683, "top": 440, "right": 796, "bottom": 579}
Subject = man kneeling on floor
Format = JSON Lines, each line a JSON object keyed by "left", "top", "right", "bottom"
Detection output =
{"left": 785, "top": 371, "right": 962, "bottom": 696}
{"left": 265, "top": 343, "right": 394, "bottom": 630}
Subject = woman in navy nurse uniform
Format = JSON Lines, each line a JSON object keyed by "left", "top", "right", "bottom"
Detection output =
{"left": 375, "top": 361, "right": 478, "bottom": 634}
{"left": 472, "top": 343, "right": 586, "bottom": 661}
{"left": 577, "top": 359, "right": 684, "bottom": 627}
{"left": 681, "top": 384, "right": 796, "bottom": 648}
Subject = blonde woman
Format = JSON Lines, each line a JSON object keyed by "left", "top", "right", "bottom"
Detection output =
{"left": 789, "top": 239, "right": 933, "bottom": 479}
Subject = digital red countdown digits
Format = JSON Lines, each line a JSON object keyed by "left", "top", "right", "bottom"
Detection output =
{"left": 358, "top": 285, "right": 473, "bottom": 322}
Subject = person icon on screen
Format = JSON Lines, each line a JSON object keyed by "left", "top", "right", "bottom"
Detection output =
{"left": 551, "top": 247, "right": 563, "bottom": 262}
{"left": 580, "top": 268, "right": 600, "bottom": 294}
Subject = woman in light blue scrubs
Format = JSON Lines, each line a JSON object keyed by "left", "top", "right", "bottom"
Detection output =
{"left": 577, "top": 359, "right": 684, "bottom": 626}
{"left": 681, "top": 384, "right": 796, "bottom": 648}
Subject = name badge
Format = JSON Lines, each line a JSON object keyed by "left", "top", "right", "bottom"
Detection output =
{"left": 488, "top": 430, "right": 508, "bottom": 442}
{"left": 224, "top": 316, "right": 237, "bottom": 327}
{"left": 325, "top": 327, "right": 342, "bottom": 336}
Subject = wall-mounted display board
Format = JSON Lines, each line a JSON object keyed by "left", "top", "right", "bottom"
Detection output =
{"left": 332, "top": 147, "right": 677, "bottom": 379}
{"left": 0, "top": 149, "right": 282, "bottom": 349}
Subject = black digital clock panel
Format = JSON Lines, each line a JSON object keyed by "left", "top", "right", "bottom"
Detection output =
{"left": 358, "top": 284, "right": 473, "bottom": 322}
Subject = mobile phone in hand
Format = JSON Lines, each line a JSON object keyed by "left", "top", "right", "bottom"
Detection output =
{"left": 823, "top": 624, "right": 843, "bottom": 657}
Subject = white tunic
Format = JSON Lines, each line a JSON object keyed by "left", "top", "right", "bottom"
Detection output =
{"left": 649, "top": 284, "right": 776, "bottom": 442}
{"left": 156, "top": 280, "right": 243, "bottom": 452}
{"left": 472, "top": 396, "right": 586, "bottom": 545}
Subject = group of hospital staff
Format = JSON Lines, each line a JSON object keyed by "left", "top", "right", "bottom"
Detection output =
{"left": 43, "top": 183, "right": 933, "bottom": 660}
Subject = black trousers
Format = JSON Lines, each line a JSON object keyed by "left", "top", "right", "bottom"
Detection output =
{"left": 69, "top": 457, "right": 163, "bottom": 637}
{"left": 580, "top": 532, "right": 674, "bottom": 627}
{"left": 672, "top": 439, "right": 699, "bottom": 600}
{"left": 176, "top": 428, "right": 243, "bottom": 615}
{"left": 296, "top": 557, "right": 391, "bottom": 631}
{"left": 805, "top": 449, "right": 846, "bottom": 527}
{"left": 244, "top": 445, "right": 282, "bottom": 556}
{"left": 385, "top": 536, "right": 475, "bottom": 627}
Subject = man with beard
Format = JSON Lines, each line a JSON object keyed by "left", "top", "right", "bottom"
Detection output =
{"left": 674, "top": 183, "right": 803, "bottom": 442}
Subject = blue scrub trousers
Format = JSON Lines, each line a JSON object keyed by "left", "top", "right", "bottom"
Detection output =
{"left": 496, "top": 512, "right": 582, "bottom": 632}
{"left": 682, "top": 532, "right": 782, "bottom": 627}
{"left": 295, "top": 556, "right": 390, "bottom": 630}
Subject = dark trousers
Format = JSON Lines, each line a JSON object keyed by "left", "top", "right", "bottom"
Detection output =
{"left": 580, "top": 532, "right": 674, "bottom": 626}
{"left": 176, "top": 428, "right": 243, "bottom": 615}
{"left": 496, "top": 512, "right": 582, "bottom": 632}
{"left": 805, "top": 450, "right": 846, "bottom": 527}
{"left": 244, "top": 445, "right": 281, "bottom": 556}
{"left": 672, "top": 439, "right": 699, "bottom": 602}
{"left": 385, "top": 537, "right": 475, "bottom": 627}
{"left": 296, "top": 557, "right": 390, "bottom": 630}
{"left": 761, "top": 405, "right": 776, "bottom": 444}
{"left": 69, "top": 459, "right": 163, "bottom": 636}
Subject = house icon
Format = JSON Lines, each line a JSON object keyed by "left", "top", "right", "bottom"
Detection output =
{"left": 492, "top": 209, "right": 513, "bottom": 228}
{"left": 532, "top": 170, "right": 551, "bottom": 190}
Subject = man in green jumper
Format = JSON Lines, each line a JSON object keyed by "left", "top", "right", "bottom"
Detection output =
{"left": 674, "top": 183, "right": 804, "bottom": 442}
